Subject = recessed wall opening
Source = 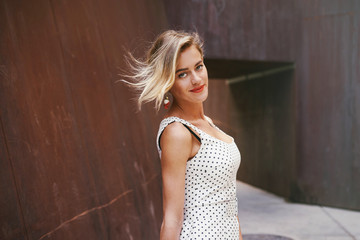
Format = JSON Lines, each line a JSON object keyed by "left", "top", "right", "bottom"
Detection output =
{"left": 204, "top": 58, "right": 295, "bottom": 200}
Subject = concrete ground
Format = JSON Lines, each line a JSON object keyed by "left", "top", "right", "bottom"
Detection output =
{"left": 236, "top": 181, "right": 360, "bottom": 240}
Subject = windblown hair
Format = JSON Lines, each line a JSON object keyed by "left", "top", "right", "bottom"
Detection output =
{"left": 124, "top": 30, "right": 204, "bottom": 111}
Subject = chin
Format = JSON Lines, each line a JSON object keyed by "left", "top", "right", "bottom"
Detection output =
{"left": 196, "top": 91, "right": 208, "bottom": 103}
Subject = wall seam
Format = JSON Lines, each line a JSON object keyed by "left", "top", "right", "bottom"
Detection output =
{"left": 1, "top": 0, "right": 30, "bottom": 238}
{"left": 0, "top": 115, "right": 30, "bottom": 240}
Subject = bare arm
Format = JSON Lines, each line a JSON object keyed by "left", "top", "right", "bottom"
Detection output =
{"left": 160, "top": 122, "right": 193, "bottom": 240}
{"left": 237, "top": 216, "right": 243, "bottom": 240}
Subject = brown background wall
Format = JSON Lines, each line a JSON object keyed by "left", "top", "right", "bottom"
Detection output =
{"left": 165, "top": 0, "right": 360, "bottom": 210}
{"left": 0, "top": 0, "right": 167, "bottom": 239}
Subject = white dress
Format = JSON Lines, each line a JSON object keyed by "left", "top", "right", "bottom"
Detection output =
{"left": 157, "top": 116, "right": 241, "bottom": 240}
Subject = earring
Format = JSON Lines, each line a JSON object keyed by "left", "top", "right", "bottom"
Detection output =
{"left": 164, "top": 96, "right": 170, "bottom": 109}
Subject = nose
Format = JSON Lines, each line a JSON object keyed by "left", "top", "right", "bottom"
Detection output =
{"left": 191, "top": 71, "right": 201, "bottom": 84}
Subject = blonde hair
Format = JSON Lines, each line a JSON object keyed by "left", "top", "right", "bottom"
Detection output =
{"left": 124, "top": 30, "right": 204, "bottom": 111}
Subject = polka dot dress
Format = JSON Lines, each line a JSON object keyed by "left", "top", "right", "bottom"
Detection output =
{"left": 157, "top": 116, "right": 241, "bottom": 239}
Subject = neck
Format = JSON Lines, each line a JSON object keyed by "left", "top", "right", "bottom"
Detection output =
{"left": 167, "top": 100, "right": 205, "bottom": 121}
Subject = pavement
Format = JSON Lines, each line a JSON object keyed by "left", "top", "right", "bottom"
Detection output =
{"left": 236, "top": 181, "right": 360, "bottom": 240}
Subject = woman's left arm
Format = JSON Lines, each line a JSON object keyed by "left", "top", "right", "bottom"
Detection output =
{"left": 237, "top": 216, "right": 243, "bottom": 240}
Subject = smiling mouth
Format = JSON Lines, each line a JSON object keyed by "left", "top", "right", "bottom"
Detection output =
{"left": 190, "top": 84, "right": 205, "bottom": 93}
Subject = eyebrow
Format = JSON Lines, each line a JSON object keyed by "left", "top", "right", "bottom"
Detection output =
{"left": 175, "top": 60, "right": 203, "bottom": 74}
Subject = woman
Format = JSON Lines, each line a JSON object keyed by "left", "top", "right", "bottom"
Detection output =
{"left": 126, "top": 30, "right": 242, "bottom": 240}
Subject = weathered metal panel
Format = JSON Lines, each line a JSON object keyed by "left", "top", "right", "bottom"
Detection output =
{"left": 0, "top": 0, "right": 167, "bottom": 239}
{"left": 163, "top": 0, "right": 302, "bottom": 61}
{"left": 1, "top": 0, "right": 108, "bottom": 239}
{"left": 293, "top": 0, "right": 360, "bottom": 210}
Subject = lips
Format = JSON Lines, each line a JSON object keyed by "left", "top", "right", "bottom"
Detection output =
{"left": 190, "top": 84, "right": 205, "bottom": 93}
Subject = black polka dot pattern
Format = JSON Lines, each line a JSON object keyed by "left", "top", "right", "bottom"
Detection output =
{"left": 157, "top": 117, "right": 241, "bottom": 239}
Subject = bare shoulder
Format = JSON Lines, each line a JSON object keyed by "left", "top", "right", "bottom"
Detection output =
{"left": 161, "top": 121, "right": 192, "bottom": 145}
{"left": 160, "top": 122, "right": 192, "bottom": 160}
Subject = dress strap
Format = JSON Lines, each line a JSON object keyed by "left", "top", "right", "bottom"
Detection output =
{"left": 182, "top": 124, "right": 201, "bottom": 143}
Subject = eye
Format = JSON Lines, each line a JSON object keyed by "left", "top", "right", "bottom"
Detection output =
{"left": 178, "top": 72, "right": 187, "bottom": 78}
{"left": 196, "top": 64, "right": 204, "bottom": 71}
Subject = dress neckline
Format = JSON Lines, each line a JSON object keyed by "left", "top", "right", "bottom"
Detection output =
{"left": 161, "top": 116, "right": 234, "bottom": 145}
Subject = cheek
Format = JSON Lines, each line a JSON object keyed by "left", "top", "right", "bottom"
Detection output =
{"left": 170, "top": 82, "right": 185, "bottom": 96}
{"left": 202, "top": 69, "right": 209, "bottom": 81}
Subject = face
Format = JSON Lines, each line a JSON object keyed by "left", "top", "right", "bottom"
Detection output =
{"left": 170, "top": 45, "right": 208, "bottom": 106}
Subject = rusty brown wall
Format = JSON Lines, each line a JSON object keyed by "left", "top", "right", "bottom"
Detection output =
{"left": 0, "top": 0, "right": 168, "bottom": 239}
{"left": 164, "top": 0, "right": 360, "bottom": 210}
